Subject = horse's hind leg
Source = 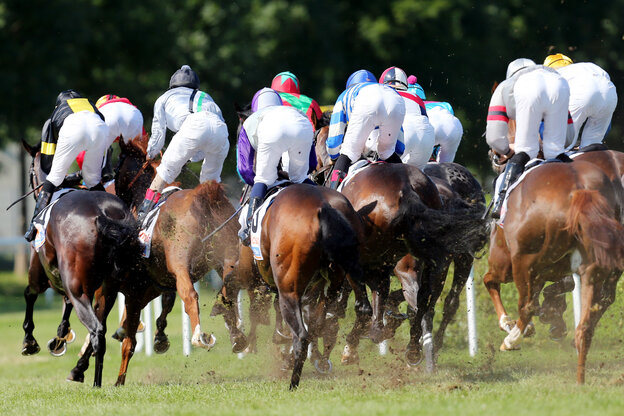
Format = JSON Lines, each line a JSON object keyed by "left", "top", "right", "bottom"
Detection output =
{"left": 434, "top": 254, "right": 472, "bottom": 352}
{"left": 342, "top": 274, "right": 372, "bottom": 365}
{"left": 47, "top": 297, "right": 75, "bottom": 356}
{"left": 154, "top": 291, "right": 175, "bottom": 354}
{"left": 22, "top": 251, "right": 47, "bottom": 356}
{"left": 173, "top": 268, "right": 215, "bottom": 350}
{"left": 540, "top": 275, "right": 575, "bottom": 340}
{"left": 278, "top": 291, "right": 309, "bottom": 390}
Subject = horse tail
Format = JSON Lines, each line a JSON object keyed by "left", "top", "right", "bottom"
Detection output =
{"left": 96, "top": 214, "right": 140, "bottom": 272}
{"left": 565, "top": 189, "right": 624, "bottom": 270}
{"left": 318, "top": 203, "right": 363, "bottom": 281}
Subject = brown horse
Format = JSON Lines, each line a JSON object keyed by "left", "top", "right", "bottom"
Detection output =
{"left": 247, "top": 183, "right": 365, "bottom": 389}
{"left": 21, "top": 140, "right": 139, "bottom": 387}
{"left": 483, "top": 159, "right": 624, "bottom": 383}
{"left": 111, "top": 136, "right": 243, "bottom": 385}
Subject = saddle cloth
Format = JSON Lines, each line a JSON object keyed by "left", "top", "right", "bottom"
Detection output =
{"left": 32, "top": 189, "right": 76, "bottom": 252}
{"left": 138, "top": 186, "right": 182, "bottom": 258}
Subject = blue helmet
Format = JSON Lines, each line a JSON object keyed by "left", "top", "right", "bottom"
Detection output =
{"left": 407, "top": 75, "right": 426, "bottom": 100}
{"left": 346, "top": 70, "right": 377, "bottom": 88}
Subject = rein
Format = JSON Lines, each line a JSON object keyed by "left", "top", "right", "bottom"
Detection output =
{"left": 201, "top": 200, "right": 247, "bottom": 242}
{"left": 127, "top": 161, "right": 150, "bottom": 189}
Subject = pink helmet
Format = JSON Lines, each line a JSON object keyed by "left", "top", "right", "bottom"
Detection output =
{"left": 380, "top": 66, "right": 408, "bottom": 91}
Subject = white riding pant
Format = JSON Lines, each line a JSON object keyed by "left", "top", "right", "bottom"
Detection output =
{"left": 427, "top": 106, "right": 463, "bottom": 163}
{"left": 98, "top": 102, "right": 144, "bottom": 146}
{"left": 514, "top": 70, "right": 570, "bottom": 159}
{"left": 567, "top": 75, "right": 617, "bottom": 148}
{"left": 341, "top": 84, "right": 406, "bottom": 161}
{"left": 156, "top": 111, "right": 229, "bottom": 184}
{"left": 254, "top": 108, "right": 314, "bottom": 185}
{"left": 46, "top": 111, "right": 109, "bottom": 188}
{"left": 400, "top": 114, "right": 435, "bottom": 167}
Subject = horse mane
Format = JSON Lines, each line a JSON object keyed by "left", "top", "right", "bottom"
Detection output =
{"left": 317, "top": 110, "right": 332, "bottom": 129}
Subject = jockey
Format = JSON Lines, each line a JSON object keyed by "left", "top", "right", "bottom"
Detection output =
{"left": 326, "top": 69, "right": 406, "bottom": 190}
{"left": 24, "top": 90, "right": 109, "bottom": 241}
{"left": 407, "top": 75, "right": 463, "bottom": 163}
{"left": 137, "top": 65, "right": 229, "bottom": 223}
{"left": 270, "top": 71, "right": 323, "bottom": 130}
{"left": 487, "top": 58, "right": 574, "bottom": 219}
{"left": 75, "top": 94, "right": 145, "bottom": 183}
{"left": 544, "top": 54, "right": 617, "bottom": 149}
{"left": 380, "top": 68, "right": 434, "bottom": 168}
{"left": 236, "top": 87, "right": 315, "bottom": 245}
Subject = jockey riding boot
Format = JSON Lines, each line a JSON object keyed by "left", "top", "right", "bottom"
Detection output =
{"left": 89, "top": 183, "right": 105, "bottom": 192}
{"left": 101, "top": 148, "right": 114, "bottom": 183}
{"left": 555, "top": 152, "right": 573, "bottom": 163}
{"left": 239, "top": 183, "right": 267, "bottom": 246}
{"left": 328, "top": 154, "right": 351, "bottom": 190}
{"left": 384, "top": 152, "right": 403, "bottom": 164}
{"left": 60, "top": 171, "right": 82, "bottom": 188}
{"left": 24, "top": 180, "right": 55, "bottom": 242}
{"left": 491, "top": 152, "right": 530, "bottom": 219}
{"left": 137, "top": 189, "right": 161, "bottom": 224}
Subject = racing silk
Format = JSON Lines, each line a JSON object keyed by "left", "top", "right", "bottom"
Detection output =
{"left": 147, "top": 87, "right": 223, "bottom": 158}
{"left": 399, "top": 91, "right": 427, "bottom": 116}
{"left": 327, "top": 82, "right": 404, "bottom": 160}
{"left": 277, "top": 92, "right": 323, "bottom": 129}
{"left": 41, "top": 98, "right": 103, "bottom": 174}
{"left": 486, "top": 65, "right": 574, "bottom": 156}
{"left": 425, "top": 101, "right": 454, "bottom": 115}
{"left": 237, "top": 107, "right": 317, "bottom": 185}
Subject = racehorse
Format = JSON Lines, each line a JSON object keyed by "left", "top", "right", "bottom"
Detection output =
{"left": 21, "top": 140, "right": 138, "bottom": 387}
{"left": 314, "top": 125, "right": 486, "bottom": 366}
{"left": 246, "top": 183, "right": 365, "bottom": 389}
{"left": 485, "top": 149, "right": 624, "bottom": 339}
{"left": 483, "top": 159, "right": 624, "bottom": 383}
{"left": 111, "top": 135, "right": 244, "bottom": 385}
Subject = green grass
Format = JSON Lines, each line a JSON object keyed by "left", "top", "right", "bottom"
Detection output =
{"left": 1, "top": 262, "right": 624, "bottom": 416}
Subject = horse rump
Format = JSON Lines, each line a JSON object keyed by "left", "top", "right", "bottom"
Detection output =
{"left": 565, "top": 189, "right": 624, "bottom": 270}
{"left": 95, "top": 214, "right": 140, "bottom": 271}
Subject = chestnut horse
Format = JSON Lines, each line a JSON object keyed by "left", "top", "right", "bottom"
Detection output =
{"left": 110, "top": 136, "right": 243, "bottom": 385}
{"left": 21, "top": 140, "right": 138, "bottom": 387}
{"left": 484, "top": 159, "right": 624, "bottom": 383}
{"left": 248, "top": 184, "right": 365, "bottom": 389}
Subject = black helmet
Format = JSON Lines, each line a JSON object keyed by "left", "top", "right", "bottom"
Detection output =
{"left": 55, "top": 89, "right": 82, "bottom": 107}
{"left": 169, "top": 65, "right": 200, "bottom": 89}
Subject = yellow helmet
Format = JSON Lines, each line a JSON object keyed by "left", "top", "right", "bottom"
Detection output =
{"left": 95, "top": 94, "right": 120, "bottom": 108}
{"left": 543, "top": 53, "right": 573, "bottom": 69}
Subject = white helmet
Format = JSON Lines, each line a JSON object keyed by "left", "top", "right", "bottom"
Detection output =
{"left": 506, "top": 58, "right": 536, "bottom": 79}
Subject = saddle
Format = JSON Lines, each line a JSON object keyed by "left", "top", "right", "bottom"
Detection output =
{"left": 138, "top": 186, "right": 182, "bottom": 258}
{"left": 32, "top": 189, "right": 77, "bottom": 251}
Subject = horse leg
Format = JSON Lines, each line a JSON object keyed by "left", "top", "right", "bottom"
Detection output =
{"left": 434, "top": 254, "right": 472, "bottom": 352}
{"left": 154, "top": 291, "right": 175, "bottom": 354}
{"left": 540, "top": 275, "right": 575, "bottom": 340}
{"left": 22, "top": 250, "right": 46, "bottom": 356}
{"left": 115, "top": 296, "right": 144, "bottom": 386}
{"left": 273, "top": 293, "right": 292, "bottom": 344}
{"left": 174, "top": 270, "right": 215, "bottom": 350}
{"left": 316, "top": 276, "right": 343, "bottom": 374}
{"left": 420, "top": 259, "right": 449, "bottom": 369}
{"left": 278, "top": 291, "right": 309, "bottom": 390}
{"left": 47, "top": 296, "right": 75, "bottom": 356}
{"left": 368, "top": 272, "right": 391, "bottom": 344}
{"left": 246, "top": 287, "right": 273, "bottom": 353}
{"left": 342, "top": 273, "right": 373, "bottom": 365}
{"left": 483, "top": 267, "right": 514, "bottom": 333}
{"left": 212, "top": 270, "right": 248, "bottom": 354}
{"left": 395, "top": 256, "right": 426, "bottom": 365}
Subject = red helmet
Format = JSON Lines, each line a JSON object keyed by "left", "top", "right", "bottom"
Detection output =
{"left": 380, "top": 67, "right": 408, "bottom": 91}
{"left": 271, "top": 71, "right": 300, "bottom": 94}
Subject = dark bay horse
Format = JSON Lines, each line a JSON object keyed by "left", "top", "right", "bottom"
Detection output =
{"left": 111, "top": 136, "right": 243, "bottom": 385}
{"left": 484, "top": 159, "right": 624, "bottom": 383}
{"left": 21, "top": 140, "right": 138, "bottom": 387}
{"left": 248, "top": 184, "right": 365, "bottom": 389}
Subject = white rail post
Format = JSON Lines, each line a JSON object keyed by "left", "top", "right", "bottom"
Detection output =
{"left": 466, "top": 265, "right": 478, "bottom": 357}
{"left": 237, "top": 290, "right": 246, "bottom": 359}
{"left": 144, "top": 301, "right": 153, "bottom": 356}
{"left": 572, "top": 273, "right": 582, "bottom": 329}
{"left": 379, "top": 314, "right": 388, "bottom": 356}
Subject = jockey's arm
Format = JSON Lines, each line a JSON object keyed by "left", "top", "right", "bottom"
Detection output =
{"left": 486, "top": 85, "right": 511, "bottom": 157}
{"left": 564, "top": 111, "right": 575, "bottom": 149}
{"left": 236, "top": 126, "right": 256, "bottom": 186}
{"left": 326, "top": 99, "right": 347, "bottom": 160}
{"left": 146, "top": 95, "right": 168, "bottom": 159}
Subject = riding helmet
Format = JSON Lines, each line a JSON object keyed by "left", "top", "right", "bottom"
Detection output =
{"left": 251, "top": 88, "right": 283, "bottom": 112}
{"left": 95, "top": 94, "right": 120, "bottom": 108}
{"left": 169, "top": 65, "right": 200, "bottom": 90}
{"left": 407, "top": 75, "right": 426, "bottom": 100}
{"left": 506, "top": 58, "right": 536, "bottom": 79}
{"left": 55, "top": 89, "right": 83, "bottom": 107}
{"left": 380, "top": 66, "right": 409, "bottom": 91}
{"left": 346, "top": 70, "right": 377, "bottom": 88}
{"left": 543, "top": 53, "right": 573, "bottom": 69}
{"left": 271, "top": 71, "right": 300, "bottom": 94}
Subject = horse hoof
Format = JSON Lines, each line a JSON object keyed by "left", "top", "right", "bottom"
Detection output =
{"left": 405, "top": 349, "right": 423, "bottom": 367}
{"left": 192, "top": 333, "right": 216, "bottom": 350}
{"left": 244, "top": 345, "right": 257, "bottom": 354}
{"left": 64, "top": 329, "right": 76, "bottom": 344}
{"left": 21, "top": 341, "right": 41, "bottom": 356}
{"left": 137, "top": 321, "right": 145, "bottom": 333}
{"left": 549, "top": 325, "right": 568, "bottom": 341}
{"left": 154, "top": 337, "right": 170, "bottom": 354}
{"left": 341, "top": 345, "right": 359, "bottom": 365}
{"left": 231, "top": 335, "right": 248, "bottom": 354}
{"left": 499, "top": 341, "right": 520, "bottom": 351}
{"left": 67, "top": 370, "right": 84, "bottom": 383}
{"left": 523, "top": 322, "right": 536, "bottom": 338}
{"left": 47, "top": 337, "right": 67, "bottom": 357}
{"left": 272, "top": 330, "right": 291, "bottom": 345}
{"left": 313, "top": 358, "right": 333, "bottom": 374}
{"left": 111, "top": 327, "right": 126, "bottom": 342}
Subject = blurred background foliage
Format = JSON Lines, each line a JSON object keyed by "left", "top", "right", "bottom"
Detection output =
{"left": 1, "top": 0, "right": 622, "bottom": 186}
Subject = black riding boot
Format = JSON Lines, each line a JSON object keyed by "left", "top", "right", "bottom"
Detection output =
{"left": 89, "top": 183, "right": 105, "bottom": 192}
{"left": 137, "top": 198, "right": 156, "bottom": 224}
{"left": 384, "top": 152, "right": 403, "bottom": 164}
{"left": 239, "top": 196, "right": 262, "bottom": 246}
{"left": 328, "top": 154, "right": 351, "bottom": 190}
{"left": 101, "top": 148, "right": 114, "bottom": 183}
{"left": 491, "top": 152, "right": 529, "bottom": 219}
{"left": 24, "top": 182, "right": 55, "bottom": 242}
